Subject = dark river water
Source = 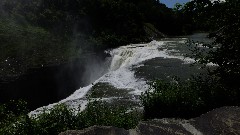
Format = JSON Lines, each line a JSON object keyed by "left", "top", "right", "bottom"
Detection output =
{"left": 0, "top": 53, "right": 109, "bottom": 110}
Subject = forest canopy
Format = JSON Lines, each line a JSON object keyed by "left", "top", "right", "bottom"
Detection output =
{"left": 0, "top": 0, "right": 196, "bottom": 76}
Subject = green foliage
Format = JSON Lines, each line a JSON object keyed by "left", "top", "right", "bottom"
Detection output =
{"left": 187, "top": 1, "right": 240, "bottom": 92}
{"left": 80, "top": 100, "right": 141, "bottom": 129}
{"left": 33, "top": 105, "right": 78, "bottom": 135}
{"left": 1, "top": 0, "right": 191, "bottom": 77}
{"left": 176, "top": 0, "right": 223, "bottom": 32}
{"left": 0, "top": 0, "right": 191, "bottom": 48}
{"left": 141, "top": 0, "right": 240, "bottom": 120}
{"left": 0, "top": 100, "right": 141, "bottom": 135}
{"left": 207, "top": 1, "right": 240, "bottom": 89}
{"left": 140, "top": 75, "right": 235, "bottom": 119}
{"left": 0, "top": 100, "right": 34, "bottom": 135}
{"left": 0, "top": 19, "right": 79, "bottom": 76}
{"left": 141, "top": 80, "right": 203, "bottom": 119}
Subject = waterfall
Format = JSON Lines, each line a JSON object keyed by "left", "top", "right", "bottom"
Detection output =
{"left": 30, "top": 39, "right": 195, "bottom": 116}
{"left": 110, "top": 50, "right": 133, "bottom": 71}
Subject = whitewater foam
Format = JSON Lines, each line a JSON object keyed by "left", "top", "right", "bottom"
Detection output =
{"left": 30, "top": 39, "right": 197, "bottom": 116}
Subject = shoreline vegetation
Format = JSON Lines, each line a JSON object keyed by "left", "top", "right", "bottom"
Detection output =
{"left": 0, "top": 0, "right": 193, "bottom": 80}
{"left": 1, "top": 0, "right": 240, "bottom": 134}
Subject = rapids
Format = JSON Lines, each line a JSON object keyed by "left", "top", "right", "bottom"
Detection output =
{"left": 30, "top": 37, "right": 209, "bottom": 116}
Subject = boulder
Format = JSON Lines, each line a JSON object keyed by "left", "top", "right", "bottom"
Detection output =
{"left": 59, "top": 106, "right": 240, "bottom": 135}
{"left": 59, "top": 126, "right": 130, "bottom": 135}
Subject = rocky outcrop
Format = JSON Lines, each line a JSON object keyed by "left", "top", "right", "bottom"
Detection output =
{"left": 59, "top": 126, "right": 130, "bottom": 135}
{"left": 59, "top": 106, "right": 240, "bottom": 135}
{"left": 190, "top": 106, "right": 240, "bottom": 135}
{"left": 143, "top": 23, "right": 166, "bottom": 39}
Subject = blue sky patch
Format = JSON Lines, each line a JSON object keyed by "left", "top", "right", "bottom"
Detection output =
{"left": 160, "top": 0, "right": 189, "bottom": 8}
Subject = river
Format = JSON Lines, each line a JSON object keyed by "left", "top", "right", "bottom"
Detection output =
{"left": 0, "top": 53, "right": 110, "bottom": 110}
{"left": 29, "top": 33, "right": 214, "bottom": 115}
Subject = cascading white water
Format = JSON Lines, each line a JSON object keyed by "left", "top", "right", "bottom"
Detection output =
{"left": 30, "top": 39, "right": 196, "bottom": 116}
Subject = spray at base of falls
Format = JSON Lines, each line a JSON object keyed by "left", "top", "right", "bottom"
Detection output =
{"left": 30, "top": 39, "right": 196, "bottom": 116}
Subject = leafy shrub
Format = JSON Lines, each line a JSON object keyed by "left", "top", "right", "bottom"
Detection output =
{"left": 80, "top": 100, "right": 141, "bottom": 129}
{"left": 207, "top": 1, "right": 240, "bottom": 91}
{"left": 0, "top": 100, "right": 34, "bottom": 135}
{"left": 0, "top": 100, "right": 28, "bottom": 128}
{"left": 185, "top": 1, "right": 240, "bottom": 105}
{"left": 33, "top": 104, "right": 78, "bottom": 135}
{"left": 0, "top": 100, "right": 142, "bottom": 135}
{"left": 140, "top": 76, "right": 232, "bottom": 119}
{"left": 141, "top": 80, "right": 203, "bottom": 119}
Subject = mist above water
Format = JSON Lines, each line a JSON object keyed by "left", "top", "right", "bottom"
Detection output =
{"left": 31, "top": 38, "right": 200, "bottom": 115}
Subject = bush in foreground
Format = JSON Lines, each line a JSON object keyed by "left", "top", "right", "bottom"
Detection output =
{"left": 140, "top": 75, "right": 238, "bottom": 119}
{"left": 0, "top": 100, "right": 142, "bottom": 135}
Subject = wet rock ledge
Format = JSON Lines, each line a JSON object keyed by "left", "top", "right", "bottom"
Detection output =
{"left": 59, "top": 106, "right": 240, "bottom": 135}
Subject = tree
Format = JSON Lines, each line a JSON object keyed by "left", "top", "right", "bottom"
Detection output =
{"left": 208, "top": 1, "right": 240, "bottom": 88}
{"left": 188, "top": 0, "right": 240, "bottom": 97}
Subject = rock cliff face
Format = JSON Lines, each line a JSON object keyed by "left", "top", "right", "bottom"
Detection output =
{"left": 59, "top": 106, "right": 240, "bottom": 135}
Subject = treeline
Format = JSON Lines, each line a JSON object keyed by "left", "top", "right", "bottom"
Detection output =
{"left": 0, "top": 0, "right": 193, "bottom": 76}
{"left": 0, "top": 0, "right": 224, "bottom": 53}
{"left": 182, "top": 0, "right": 240, "bottom": 90}
{"left": 173, "top": 0, "right": 225, "bottom": 32}
{"left": 0, "top": 0, "right": 227, "bottom": 59}
{"left": 0, "top": 0, "right": 188, "bottom": 49}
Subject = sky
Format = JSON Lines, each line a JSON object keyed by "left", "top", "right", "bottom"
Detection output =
{"left": 160, "top": 0, "right": 189, "bottom": 8}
